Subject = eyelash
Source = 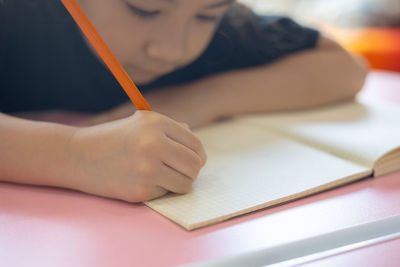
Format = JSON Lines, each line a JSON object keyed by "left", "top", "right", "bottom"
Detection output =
{"left": 126, "top": 3, "right": 220, "bottom": 23}
{"left": 196, "top": 15, "right": 220, "bottom": 23}
{"left": 126, "top": 3, "right": 160, "bottom": 17}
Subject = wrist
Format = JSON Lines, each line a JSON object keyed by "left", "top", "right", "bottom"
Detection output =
{"left": 79, "top": 102, "right": 134, "bottom": 126}
{"left": 146, "top": 77, "right": 228, "bottom": 128}
{"left": 63, "top": 125, "right": 88, "bottom": 191}
{"left": 188, "top": 75, "right": 228, "bottom": 121}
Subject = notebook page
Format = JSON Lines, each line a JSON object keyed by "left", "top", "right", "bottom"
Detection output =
{"left": 145, "top": 120, "right": 370, "bottom": 230}
{"left": 239, "top": 100, "right": 400, "bottom": 171}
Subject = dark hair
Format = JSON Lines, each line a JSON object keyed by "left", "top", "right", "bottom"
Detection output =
{"left": 225, "top": 2, "right": 254, "bottom": 23}
{"left": 202, "top": 2, "right": 254, "bottom": 63}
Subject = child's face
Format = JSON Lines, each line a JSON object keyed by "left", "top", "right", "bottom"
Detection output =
{"left": 79, "top": 0, "right": 234, "bottom": 84}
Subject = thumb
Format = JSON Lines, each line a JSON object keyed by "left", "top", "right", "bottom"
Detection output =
{"left": 180, "top": 122, "right": 190, "bottom": 130}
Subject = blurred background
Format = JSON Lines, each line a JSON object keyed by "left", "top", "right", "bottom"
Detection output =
{"left": 239, "top": 0, "right": 400, "bottom": 72}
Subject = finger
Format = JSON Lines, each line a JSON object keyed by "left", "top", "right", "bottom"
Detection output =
{"left": 142, "top": 186, "right": 168, "bottom": 201}
{"left": 127, "top": 186, "right": 167, "bottom": 202}
{"left": 164, "top": 119, "right": 207, "bottom": 166}
{"left": 161, "top": 138, "right": 203, "bottom": 180}
{"left": 180, "top": 122, "right": 190, "bottom": 130}
{"left": 156, "top": 163, "right": 193, "bottom": 194}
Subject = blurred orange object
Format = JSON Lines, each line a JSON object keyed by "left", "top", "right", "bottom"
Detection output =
{"left": 323, "top": 26, "right": 400, "bottom": 72}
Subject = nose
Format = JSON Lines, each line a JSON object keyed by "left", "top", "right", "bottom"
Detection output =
{"left": 145, "top": 20, "right": 186, "bottom": 63}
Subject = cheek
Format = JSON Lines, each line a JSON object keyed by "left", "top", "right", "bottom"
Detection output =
{"left": 79, "top": 0, "right": 145, "bottom": 65}
{"left": 186, "top": 24, "right": 218, "bottom": 63}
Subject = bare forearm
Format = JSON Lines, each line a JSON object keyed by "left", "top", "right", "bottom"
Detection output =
{"left": 0, "top": 113, "right": 77, "bottom": 188}
{"left": 83, "top": 37, "right": 368, "bottom": 128}
{"left": 143, "top": 46, "right": 367, "bottom": 128}
{"left": 206, "top": 46, "right": 368, "bottom": 117}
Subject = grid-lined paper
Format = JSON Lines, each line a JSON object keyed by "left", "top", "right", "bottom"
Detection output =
{"left": 145, "top": 120, "right": 370, "bottom": 230}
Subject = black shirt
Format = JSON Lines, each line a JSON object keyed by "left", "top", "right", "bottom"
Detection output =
{"left": 0, "top": 0, "right": 319, "bottom": 113}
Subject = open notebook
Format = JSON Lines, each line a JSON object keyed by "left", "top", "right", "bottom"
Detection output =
{"left": 145, "top": 99, "right": 400, "bottom": 230}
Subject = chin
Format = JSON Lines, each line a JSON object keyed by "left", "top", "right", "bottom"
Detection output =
{"left": 132, "top": 74, "right": 161, "bottom": 85}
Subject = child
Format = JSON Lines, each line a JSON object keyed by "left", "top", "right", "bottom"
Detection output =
{"left": 0, "top": 0, "right": 367, "bottom": 202}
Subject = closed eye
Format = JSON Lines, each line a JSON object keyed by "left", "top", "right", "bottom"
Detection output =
{"left": 196, "top": 14, "right": 220, "bottom": 23}
{"left": 125, "top": 2, "right": 160, "bottom": 18}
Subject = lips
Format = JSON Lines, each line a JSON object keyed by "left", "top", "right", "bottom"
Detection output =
{"left": 127, "top": 64, "right": 170, "bottom": 77}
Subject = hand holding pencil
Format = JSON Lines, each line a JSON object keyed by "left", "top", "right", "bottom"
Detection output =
{"left": 60, "top": 0, "right": 207, "bottom": 202}
{"left": 69, "top": 111, "right": 206, "bottom": 202}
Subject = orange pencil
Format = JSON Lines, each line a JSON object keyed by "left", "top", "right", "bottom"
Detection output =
{"left": 60, "top": 0, "right": 152, "bottom": 111}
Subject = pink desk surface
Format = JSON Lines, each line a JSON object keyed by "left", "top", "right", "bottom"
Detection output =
{"left": 1, "top": 71, "right": 400, "bottom": 267}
